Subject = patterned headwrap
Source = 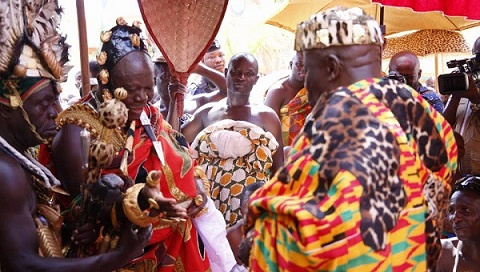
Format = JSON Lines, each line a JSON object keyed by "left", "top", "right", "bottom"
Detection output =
{"left": 295, "top": 6, "right": 383, "bottom": 51}
{"left": 96, "top": 18, "right": 149, "bottom": 93}
{"left": 0, "top": 0, "right": 71, "bottom": 108}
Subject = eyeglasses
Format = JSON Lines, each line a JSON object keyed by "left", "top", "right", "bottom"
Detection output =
{"left": 454, "top": 175, "right": 480, "bottom": 193}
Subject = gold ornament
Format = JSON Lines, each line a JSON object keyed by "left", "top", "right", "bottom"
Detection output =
{"left": 99, "top": 69, "right": 109, "bottom": 85}
{"left": 10, "top": 95, "right": 22, "bottom": 108}
{"left": 130, "top": 34, "right": 140, "bottom": 48}
{"left": 102, "top": 89, "right": 112, "bottom": 101}
{"left": 122, "top": 184, "right": 159, "bottom": 227}
{"left": 146, "top": 170, "right": 161, "bottom": 188}
{"left": 40, "top": 36, "right": 63, "bottom": 79}
{"left": 13, "top": 64, "right": 27, "bottom": 77}
{"left": 194, "top": 195, "right": 204, "bottom": 206}
{"left": 96, "top": 51, "right": 107, "bottom": 66}
{"left": 132, "top": 21, "right": 142, "bottom": 29}
{"left": 116, "top": 17, "right": 128, "bottom": 26}
{"left": 100, "top": 31, "right": 112, "bottom": 43}
{"left": 113, "top": 87, "right": 128, "bottom": 100}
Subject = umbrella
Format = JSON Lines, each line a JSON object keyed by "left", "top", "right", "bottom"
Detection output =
{"left": 383, "top": 29, "right": 470, "bottom": 59}
{"left": 267, "top": 0, "right": 480, "bottom": 36}
{"left": 373, "top": 0, "right": 480, "bottom": 20}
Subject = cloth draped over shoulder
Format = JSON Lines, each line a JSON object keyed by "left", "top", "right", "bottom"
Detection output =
{"left": 279, "top": 87, "right": 312, "bottom": 146}
{"left": 104, "top": 105, "right": 210, "bottom": 272}
{"left": 247, "top": 78, "right": 457, "bottom": 271}
{"left": 191, "top": 119, "right": 278, "bottom": 227}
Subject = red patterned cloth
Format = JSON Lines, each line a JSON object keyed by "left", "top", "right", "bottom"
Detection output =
{"left": 105, "top": 105, "right": 210, "bottom": 272}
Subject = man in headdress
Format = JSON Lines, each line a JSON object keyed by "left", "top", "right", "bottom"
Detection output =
{"left": 0, "top": 1, "right": 151, "bottom": 271}
{"left": 245, "top": 7, "right": 457, "bottom": 271}
{"left": 52, "top": 18, "right": 236, "bottom": 272}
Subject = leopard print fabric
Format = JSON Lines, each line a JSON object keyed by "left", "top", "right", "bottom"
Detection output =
{"left": 295, "top": 79, "right": 452, "bottom": 270}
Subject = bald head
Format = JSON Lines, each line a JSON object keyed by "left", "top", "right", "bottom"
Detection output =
{"left": 388, "top": 51, "right": 421, "bottom": 89}
{"left": 473, "top": 37, "right": 480, "bottom": 55}
{"left": 228, "top": 52, "right": 258, "bottom": 73}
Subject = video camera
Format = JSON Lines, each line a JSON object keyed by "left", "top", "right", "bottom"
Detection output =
{"left": 438, "top": 53, "right": 480, "bottom": 95}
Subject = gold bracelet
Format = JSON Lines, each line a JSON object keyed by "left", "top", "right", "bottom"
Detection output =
{"left": 122, "top": 184, "right": 158, "bottom": 227}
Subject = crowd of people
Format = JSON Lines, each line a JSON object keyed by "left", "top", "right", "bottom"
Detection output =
{"left": 0, "top": 1, "right": 479, "bottom": 272}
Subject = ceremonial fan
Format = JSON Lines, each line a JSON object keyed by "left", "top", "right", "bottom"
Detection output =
{"left": 137, "top": 0, "right": 229, "bottom": 116}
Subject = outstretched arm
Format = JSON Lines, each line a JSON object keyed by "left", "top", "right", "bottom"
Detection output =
{"left": 191, "top": 62, "right": 226, "bottom": 93}
{"left": 0, "top": 159, "right": 151, "bottom": 272}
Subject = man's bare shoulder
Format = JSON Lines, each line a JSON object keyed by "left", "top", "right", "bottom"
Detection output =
{"left": 252, "top": 102, "right": 278, "bottom": 115}
{"left": 0, "top": 151, "right": 30, "bottom": 200}
{"left": 266, "top": 78, "right": 288, "bottom": 93}
{"left": 437, "top": 237, "right": 459, "bottom": 271}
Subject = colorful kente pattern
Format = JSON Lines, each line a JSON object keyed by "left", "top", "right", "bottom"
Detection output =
{"left": 247, "top": 78, "right": 457, "bottom": 271}
{"left": 279, "top": 87, "right": 312, "bottom": 146}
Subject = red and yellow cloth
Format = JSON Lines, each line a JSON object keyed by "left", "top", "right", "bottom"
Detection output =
{"left": 279, "top": 87, "right": 312, "bottom": 146}
{"left": 105, "top": 105, "right": 210, "bottom": 272}
{"left": 247, "top": 79, "right": 457, "bottom": 271}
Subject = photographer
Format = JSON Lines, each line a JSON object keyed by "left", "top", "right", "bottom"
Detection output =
{"left": 443, "top": 37, "right": 480, "bottom": 176}
{"left": 389, "top": 51, "right": 444, "bottom": 112}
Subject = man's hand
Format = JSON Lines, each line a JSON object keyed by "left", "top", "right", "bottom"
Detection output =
{"left": 116, "top": 222, "right": 152, "bottom": 260}
{"left": 187, "top": 177, "right": 208, "bottom": 217}
{"left": 72, "top": 222, "right": 98, "bottom": 246}
{"left": 141, "top": 170, "right": 188, "bottom": 218}
{"left": 454, "top": 75, "right": 480, "bottom": 103}
{"left": 168, "top": 76, "right": 187, "bottom": 102}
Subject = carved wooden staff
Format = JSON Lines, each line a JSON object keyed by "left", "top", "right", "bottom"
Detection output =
{"left": 76, "top": 0, "right": 91, "bottom": 97}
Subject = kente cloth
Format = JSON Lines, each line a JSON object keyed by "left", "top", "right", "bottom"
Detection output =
{"left": 247, "top": 78, "right": 457, "bottom": 272}
{"left": 104, "top": 105, "right": 210, "bottom": 272}
{"left": 279, "top": 87, "right": 312, "bottom": 146}
{"left": 191, "top": 119, "right": 279, "bottom": 227}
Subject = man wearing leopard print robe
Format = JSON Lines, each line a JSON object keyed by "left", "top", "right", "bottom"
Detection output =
{"left": 245, "top": 7, "right": 457, "bottom": 272}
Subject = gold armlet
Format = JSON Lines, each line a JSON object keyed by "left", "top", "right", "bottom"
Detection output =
{"left": 122, "top": 184, "right": 158, "bottom": 227}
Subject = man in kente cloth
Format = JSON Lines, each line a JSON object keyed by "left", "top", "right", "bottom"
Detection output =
{"left": 245, "top": 7, "right": 457, "bottom": 272}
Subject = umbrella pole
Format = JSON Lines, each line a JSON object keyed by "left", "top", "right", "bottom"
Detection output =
{"left": 434, "top": 53, "right": 439, "bottom": 92}
{"left": 76, "top": 0, "right": 91, "bottom": 97}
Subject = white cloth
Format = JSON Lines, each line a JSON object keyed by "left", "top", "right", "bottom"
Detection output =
{"left": 192, "top": 197, "right": 237, "bottom": 272}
